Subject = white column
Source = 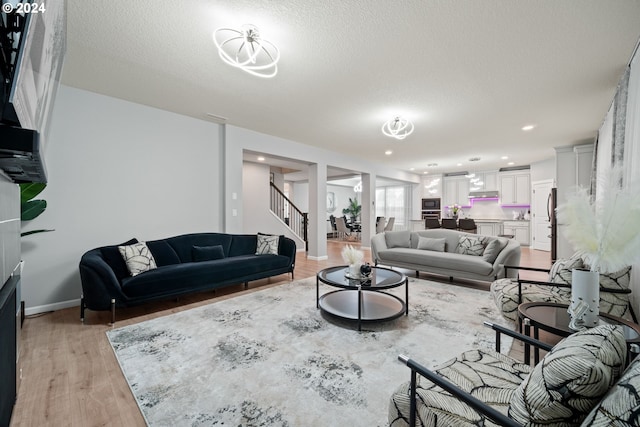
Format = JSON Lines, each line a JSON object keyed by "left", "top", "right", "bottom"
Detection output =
{"left": 307, "top": 163, "right": 328, "bottom": 260}
{"left": 360, "top": 173, "right": 375, "bottom": 249}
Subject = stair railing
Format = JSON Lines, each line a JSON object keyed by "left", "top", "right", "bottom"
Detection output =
{"left": 270, "top": 182, "right": 308, "bottom": 249}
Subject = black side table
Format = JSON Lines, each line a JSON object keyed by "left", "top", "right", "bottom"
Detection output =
{"left": 518, "top": 302, "right": 640, "bottom": 365}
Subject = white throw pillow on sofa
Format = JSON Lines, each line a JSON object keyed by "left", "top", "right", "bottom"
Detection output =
{"left": 455, "top": 236, "right": 486, "bottom": 256}
{"left": 118, "top": 242, "right": 157, "bottom": 276}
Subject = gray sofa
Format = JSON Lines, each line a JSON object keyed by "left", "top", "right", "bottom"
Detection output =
{"left": 371, "top": 229, "right": 520, "bottom": 282}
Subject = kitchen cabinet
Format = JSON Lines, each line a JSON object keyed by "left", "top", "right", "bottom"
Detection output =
{"left": 502, "top": 220, "right": 530, "bottom": 246}
{"left": 476, "top": 221, "right": 501, "bottom": 236}
{"left": 443, "top": 176, "right": 470, "bottom": 207}
{"left": 499, "top": 171, "right": 530, "bottom": 205}
{"left": 469, "top": 171, "right": 498, "bottom": 191}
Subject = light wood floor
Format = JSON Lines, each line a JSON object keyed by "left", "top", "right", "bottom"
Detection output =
{"left": 10, "top": 242, "right": 551, "bottom": 426}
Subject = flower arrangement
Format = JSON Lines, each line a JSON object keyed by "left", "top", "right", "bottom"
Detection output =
{"left": 449, "top": 204, "right": 461, "bottom": 217}
{"left": 556, "top": 166, "right": 640, "bottom": 273}
{"left": 341, "top": 244, "right": 364, "bottom": 266}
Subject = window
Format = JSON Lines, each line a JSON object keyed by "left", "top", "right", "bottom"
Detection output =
{"left": 376, "top": 185, "right": 411, "bottom": 230}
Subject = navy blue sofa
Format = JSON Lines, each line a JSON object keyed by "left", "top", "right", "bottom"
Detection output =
{"left": 79, "top": 232, "right": 296, "bottom": 323}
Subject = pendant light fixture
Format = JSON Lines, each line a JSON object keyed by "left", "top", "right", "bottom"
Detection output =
{"left": 213, "top": 24, "right": 280, "bottom": 78}
{"left": 382, "top": 116, "right": 414, "bottom": 140}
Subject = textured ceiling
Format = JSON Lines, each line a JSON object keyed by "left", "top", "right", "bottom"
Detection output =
{"left": 62, "top": 0, "right": 640, "bottom": 175}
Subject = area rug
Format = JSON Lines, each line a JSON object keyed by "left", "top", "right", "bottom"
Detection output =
{"left": 107, "top": 276, "right": 512, "bottom": 426}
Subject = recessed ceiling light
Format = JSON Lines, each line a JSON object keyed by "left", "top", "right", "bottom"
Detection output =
{"left": 501, "top": 156, "right": 509, "bottom": 160}
{"left": 457, "top": 163, "right": 462, "bottom": 167}
{"left": 522, "top": 125, "right": 536, "bottom": 131}
{"left": 508, "top": 161, "right": 514, "bottom": 165}
{"left": 257, "top": 156, "right": 265, "bottom": 161}
{"left": 409, "top": 167, "right": 415, "bottom": 171}
{"left": 423, "top": 171, "right": 428, "bottom": 174}
{"left": 385, "top": 150, "right": 393, "bottom": 155}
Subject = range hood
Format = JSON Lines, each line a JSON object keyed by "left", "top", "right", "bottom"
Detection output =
{"left": 468, "top": 190, "right": 499, "bottom": 199}
{"left": 0, "top": 126, "right": 47, "bottom": 183}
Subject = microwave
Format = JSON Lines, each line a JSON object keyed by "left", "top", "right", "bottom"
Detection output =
{"left": 422, "top": 198, "right": 441, "bottom": 210}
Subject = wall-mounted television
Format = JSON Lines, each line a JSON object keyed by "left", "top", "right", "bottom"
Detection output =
{"left": 0, "top": 0, "right": 66, "bottom": 183}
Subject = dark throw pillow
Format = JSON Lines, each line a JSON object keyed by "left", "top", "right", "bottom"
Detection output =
{"left": 192, "top": 245, "right": 226, "bottom": 262}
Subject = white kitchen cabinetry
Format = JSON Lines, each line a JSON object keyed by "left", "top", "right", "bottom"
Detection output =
{"left": 499, "top": 171, "right": 530, "bottom": 205}
{"left": 502, "top": 221, "right": 530, "bottom": 246}
{"left": 443, "top": 176, "right": 470, "bottom": 207}
{"left": 482, "top": 171, "right": 498, "bottom": 191}
{"left": 475, "top": 221, "right": 501, "bottom": 236}
{"left": 470, "top": 171, "right": 498, "bottom": 191}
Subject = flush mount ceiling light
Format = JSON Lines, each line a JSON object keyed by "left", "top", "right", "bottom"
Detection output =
{"left": 381, "top": 116, "right": 414, "bottom": 140}
{"left": 522, "top": 124, "right": 536, "bottom": 131}
{"left": 213, "top": 24, "right": 280, "bottom": 78}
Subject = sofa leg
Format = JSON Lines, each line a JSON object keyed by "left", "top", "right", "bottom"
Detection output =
{"left": 244, "top": 282, "right": 248, "bottom": 289}
{"left": 110, "top": 299, "right": 116, "bottom": 326}
{"left": 80, "top": 295, "right": 85, "bottom": 323}
{"left": 416, "top": 271, "right": 419, "bottom": 278}
{"left": 449, "top": 276, "right": 453, "bottom": 282}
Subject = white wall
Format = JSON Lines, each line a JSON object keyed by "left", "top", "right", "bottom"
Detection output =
{"left": 21, "top": 86, "right": 223, "bottom": 313}
{"left": 623, "top": 47, "right": 640, "bottom": 314}
{"left": 530, "top": 157, "right": 556, "bottom": 184}
{"left": 0, "top": 177, "right": 20, "bottom": 287}
{"left": 327, "top": 184, "right": 358, "bottom": 221}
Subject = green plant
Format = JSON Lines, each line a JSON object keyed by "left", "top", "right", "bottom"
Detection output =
{"left": 20, "top": 183, "right": 54, "bottom": 236}
{"left": 342, "top": 197, "right": 361, "bottom": 220}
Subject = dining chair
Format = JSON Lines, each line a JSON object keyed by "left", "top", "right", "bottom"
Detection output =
{"left": 425, "top": 218, "right": 441, "bottom": 229}
{"left": 458, "top": 218, "right": 477, "bottom": 233}
{"left": 329, "top": 215, "right": 338, "bottom": 238}
{"left": 376, "top": 217, "right": 386, "bottom": 233}
{"left": 335, "top": 216, "right": 352, "bottom": 240}
{"left": 441, "top": 218, "right": 458, "bottom": 230}
{"left": 384, "top": 217, "right": 395, "bottom": 232}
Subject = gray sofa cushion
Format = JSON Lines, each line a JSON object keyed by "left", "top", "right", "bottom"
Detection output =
{"left": 417, "top": 236, "right": 446, "bottom": 252}
{"left": 411, "top": 230, "right": 461, "bottom": 253}
{"left": 385, "top": 230, "right": 411, "bottom": 248}
{"left": 482, "top": 238, "right": 508, "bottom": 263}
{"left": 378, "top": 248, "right": 494, "bottom": 275}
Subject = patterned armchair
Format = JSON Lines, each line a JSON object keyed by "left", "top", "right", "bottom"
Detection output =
{"left": 389, "top": 323, "right": 639, "bottom": 427}
{"left": 490, "top": 256, "right": 635, "bottom": 322}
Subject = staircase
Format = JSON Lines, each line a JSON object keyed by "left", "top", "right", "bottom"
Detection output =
{"left": 270, "top": 182, "right": 308, "bottom": 250}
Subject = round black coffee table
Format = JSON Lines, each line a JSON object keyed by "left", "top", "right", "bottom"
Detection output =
{"left": 316, "top": 265, "right": 408, "bottom": 331}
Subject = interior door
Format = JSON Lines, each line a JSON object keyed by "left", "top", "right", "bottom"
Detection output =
{"left": 531, "top": 180, "right": 554, "bottom": 251}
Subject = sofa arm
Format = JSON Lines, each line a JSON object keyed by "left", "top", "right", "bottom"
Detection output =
{"left": 370, "top": 233, "right": 387, "bottom": 265}
{"left": 79, "top": 250, "right": 128, "bottom": 310}
{"left": 493, "top": 242, "right": 521, "bottom": 279}
{"left": 278, "top": 236, "right": 297, "bottom": 272}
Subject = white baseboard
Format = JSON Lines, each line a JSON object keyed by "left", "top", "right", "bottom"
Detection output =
{"left": 24, "top": 298, "right": 81, "bottom": 316}
{"left": 307, "top": 255, "right": 328, "bottom": 261}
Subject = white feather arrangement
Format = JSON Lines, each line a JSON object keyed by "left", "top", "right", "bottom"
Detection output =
{"left": 556, "top": 166, "right": 640, "bottom": 273}
{"left": 341, "top": 244, "right": 364, "bottom": 265}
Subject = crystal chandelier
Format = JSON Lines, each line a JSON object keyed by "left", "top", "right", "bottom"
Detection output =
{"left": 382, "top": 116, "right": 414, "bottom": 140}
{"left": 213, "top": 24, "right": 280, "bottom": 78}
